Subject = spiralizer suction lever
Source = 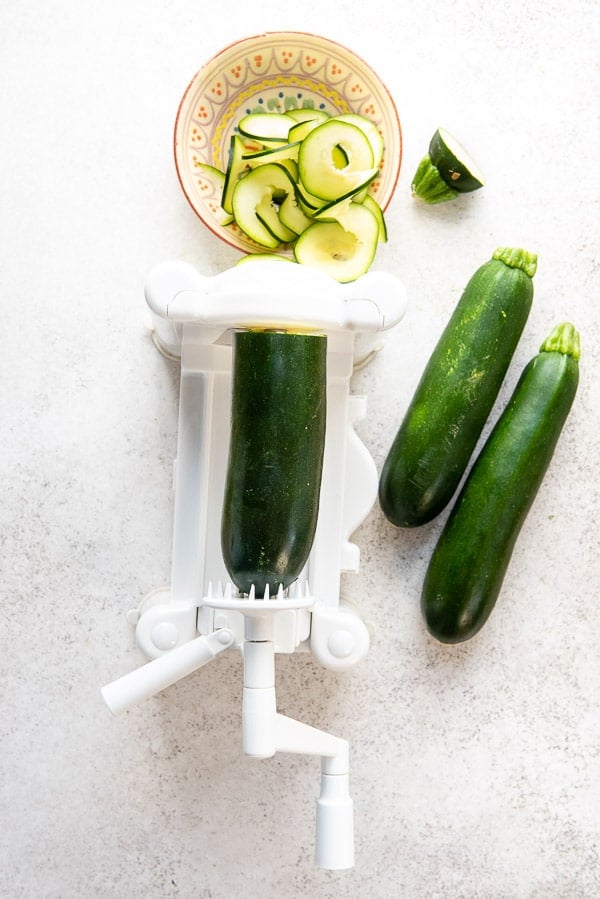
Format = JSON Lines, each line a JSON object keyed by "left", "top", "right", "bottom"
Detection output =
{"left": 101, "top": 629, "right": 235, "bottom": 716}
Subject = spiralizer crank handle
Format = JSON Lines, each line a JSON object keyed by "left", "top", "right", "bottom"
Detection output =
{"left": 316, "top": 768, "right": 354, "bottom": 869}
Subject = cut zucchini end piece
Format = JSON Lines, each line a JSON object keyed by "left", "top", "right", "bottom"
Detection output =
{"left": 411, "top": 155, "right": 460, "bottom": 205}
{"left": 294, "top": 205, "right": 379, "bottom": 283}
{"left": 429, "top": 128, "right": 485, "bottom": 193}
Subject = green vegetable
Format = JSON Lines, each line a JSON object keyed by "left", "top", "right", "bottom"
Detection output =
{"left": 421, "top": 322, "right": 580, "bottom": 643}
{"left": 297, "top": 118, "right": 377, "bottom": 201}
{"left": 193, "top": 163, "right": 234, "bottom": 226}
{"left": 412, "top": 127, "right": 485, "bottom": 204}
{"left": 211, "top": 110, "right": 387, "bottom": 281}
{"left": 221, "top": 329, "right": 327, "bottom": 596}
{"left": 378, "top": 247, "right": 537, "bottom": 527}
{"left": 238, "top": 111, "right": 297, "bottom": 142}
{"left": 231, "top": 163, "right": 297, "bottom": 247}
{"left": 294, "top": 202, "right": 380, "bottom": 283}
{"left": 222, "top": 135, "right": 254, "bottom": 214}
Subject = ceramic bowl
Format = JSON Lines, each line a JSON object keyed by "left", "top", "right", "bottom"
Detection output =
{"left": 174, "top": 31, "right": 402, "bottom": 253}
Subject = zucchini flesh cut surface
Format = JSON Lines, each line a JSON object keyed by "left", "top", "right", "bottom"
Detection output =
{"left": 210, "top": 109, "right": 388, "bottom": 280}
{"left": 312, "top": 170, "right": 378, "bottom": 222}
{"left": 237, "top": 111, "right": 296, "bottom": 141}
{"left": 298, "top": 119, "right": 376, "bottom": 201}
{"left": 194, "top": 163, "right": 234, "bottom": 225}
{"left": 294, "top": 203, "right": 379, "bottom": 283}
{"left": 222, "top": 135, "right": 252, "bottom": 214}
{"left": 285, "top": 107, "right": 330, "bottom": 124}
{"left": 232, "top": 163, "right": 297, "bottom": 247}
{"left": 278, "top": 190, "right": 313, "bottom": 235}
{"left": 243, "top": 141, "right": 301, "bottom": 167}
{"left": 361, "top": 193, "right": 387, "bottom": 242}
{"left": 288, "top": 119, "right": 325, "bottom": 143}
{"left": 335, "top": 113, "right": 384, "bottom": 167}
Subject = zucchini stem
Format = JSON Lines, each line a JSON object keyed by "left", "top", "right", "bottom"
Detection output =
{"left": 492, "top": 247, "right": 538, "bottom": 278}
{"left": 411, "top": 155, "right": 459, "bottom": 204}
{"left": 540, "top": 322, "right": 581, "bottom": 360}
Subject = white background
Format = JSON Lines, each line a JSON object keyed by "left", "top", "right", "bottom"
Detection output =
{"left": 1, "top": 2, "right": 599, "bottom": 897}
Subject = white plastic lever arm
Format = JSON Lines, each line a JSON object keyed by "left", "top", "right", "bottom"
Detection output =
{"left": 101, "top": 629, "right": 234, "bottom": 715}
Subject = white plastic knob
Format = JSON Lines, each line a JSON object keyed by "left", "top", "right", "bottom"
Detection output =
{"left": 311, "top": 604, "right": 370, "bottom": 670}
{"left": 315, "top": 772, "right": 355, "bottom": 870}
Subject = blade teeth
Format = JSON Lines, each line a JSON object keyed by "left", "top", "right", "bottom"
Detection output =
{"left": 248, "top": 584, "right": 256, "bottom": 600}
{"left": 277, "top": 583, "right": 284, "bottom": 600}
{"left": 264, "top": 582, "right": 270, "bottom": 601}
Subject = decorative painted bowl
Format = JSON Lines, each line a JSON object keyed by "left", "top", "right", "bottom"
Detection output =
{"left": 174, "top": 31, "right": 402, "bottom": 253}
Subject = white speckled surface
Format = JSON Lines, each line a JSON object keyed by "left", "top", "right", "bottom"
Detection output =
{"left": 1, "top": 2, "right": 599, "bottom": 897}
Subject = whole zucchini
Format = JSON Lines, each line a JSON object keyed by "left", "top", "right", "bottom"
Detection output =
{"left": 422, "top": 323, "right": 580, "bottom": 644}
{"left": 221, "top": 329, "right": 327, "bottom": 597}
{"left": 379, "top": 247, "right": 537, "bottom": 528}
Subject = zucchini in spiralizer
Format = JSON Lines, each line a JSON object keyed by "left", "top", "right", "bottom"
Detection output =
{"left": 412, "top": 127, "right": 485, "bottom": 204}
{"left": 379, "top": 247, "right": 537, "bottom": 528}
{"left": 421, "top": 322, "right": 581, "bottom": 644}
{"left": 221, "top": 329, "right": 327, "bottom": 597}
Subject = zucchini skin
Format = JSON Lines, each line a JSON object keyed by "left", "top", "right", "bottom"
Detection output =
{"left": 379, "top": 248, "right": 537, "bottom": 528}
{"left": 428, "top": 128, "right": 484, "bottom": 194}
{"left": 221, "top": 329, "right": 327, "bottom": 596}
{"left": 422, "top": 324, "right": 580, "bottom": 644}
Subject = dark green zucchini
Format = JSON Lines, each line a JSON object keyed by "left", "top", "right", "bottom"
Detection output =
{"left": 379, "top": 247, "right": 537, "bottom": 528}
{"left": 221, "top": 329, "right": 327, "bottom": 596}
{"left": 422, "top": 323, "right": 580, "bottom": 644}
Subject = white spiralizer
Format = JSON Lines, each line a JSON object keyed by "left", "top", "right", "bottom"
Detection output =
{"left": 101, "top": 257, "right": 406, "bottom": 869}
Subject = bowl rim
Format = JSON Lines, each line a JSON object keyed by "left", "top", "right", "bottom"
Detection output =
{"left": 173, "top": 30, "right": 402, "bottom": 252}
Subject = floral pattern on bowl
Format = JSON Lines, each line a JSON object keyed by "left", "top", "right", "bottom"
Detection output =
{"left": 174, "top": 31, "right": 402, "bottom": 254}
